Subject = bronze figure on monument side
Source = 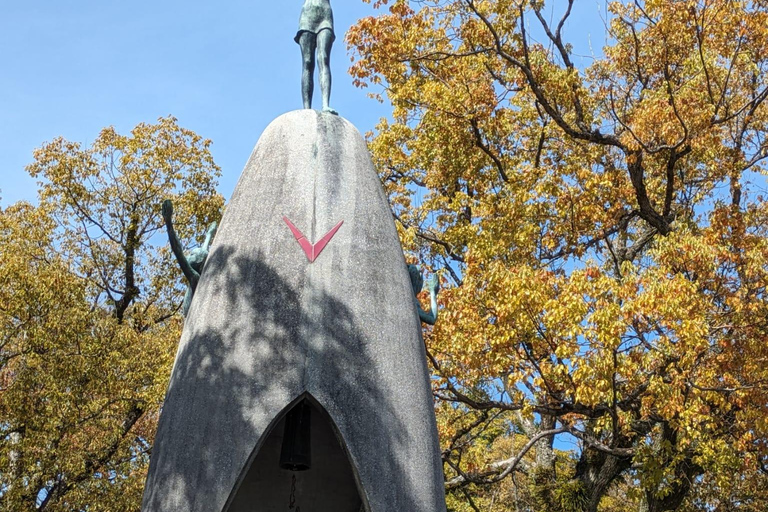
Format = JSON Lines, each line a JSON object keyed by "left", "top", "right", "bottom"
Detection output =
{"left": 162, "top": 199, "right": 217, "bottom": 316}
{"left": 408, "top": 264, "right": 440, "bottom": 325}
{"left": 296, "top": 0, "right": 337, "bottom": 114}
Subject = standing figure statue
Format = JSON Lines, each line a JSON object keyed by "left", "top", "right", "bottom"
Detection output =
{"left": 408, "top": 264, "right": 440, "bottom": 325}
{"left": 162, "top": 199, "right": 218, "bottom": 317}
{"left": 296, "top": 0, "right": 337, "bottom": 114}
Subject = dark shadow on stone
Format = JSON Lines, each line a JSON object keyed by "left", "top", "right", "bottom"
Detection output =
{"left": 144, "top": 243, "right": 418, "bottom": 511}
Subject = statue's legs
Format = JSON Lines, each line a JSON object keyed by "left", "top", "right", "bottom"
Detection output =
{"left": 316, "top": 29, "right": 337, "bottom": 114}
{"left": 298, "top": 32, "right": 317, "bottom": 109}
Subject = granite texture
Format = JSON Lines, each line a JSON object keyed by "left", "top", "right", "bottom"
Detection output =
{"left": 141, "top": 110, "right": 447, "bottom": 512}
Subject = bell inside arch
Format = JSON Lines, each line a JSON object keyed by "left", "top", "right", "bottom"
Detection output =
{"left": 279, "top": 399, "right": 312, "bottom": 471}
{"left": 225, "top": 396, "right": 366, "bottom": 512}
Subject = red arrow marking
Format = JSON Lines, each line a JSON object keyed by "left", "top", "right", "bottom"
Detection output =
{"left": 283, "top": 217, "right": 344, "bottom": 263}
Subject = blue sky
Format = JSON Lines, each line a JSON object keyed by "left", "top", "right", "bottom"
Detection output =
{"left": 0, "top": 1, "right": 608, "bottom": 207}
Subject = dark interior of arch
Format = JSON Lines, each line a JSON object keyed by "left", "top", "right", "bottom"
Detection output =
{"left": 225, "top": 397, "right": 365, "bottom": 512}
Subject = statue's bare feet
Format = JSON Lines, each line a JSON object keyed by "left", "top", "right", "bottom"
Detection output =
{"left": 322, "top": 106, "right": 339, "bottom": 115}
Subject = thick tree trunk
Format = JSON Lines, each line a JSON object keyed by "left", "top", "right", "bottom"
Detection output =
{"left": 644, "top": 458, "right": 700, "bottom": 512}
{"left": 528, "top": 415, "right": 568, "bottom": 511}
{"left": 575, "top": 446, "right": 633, "bottom": 512}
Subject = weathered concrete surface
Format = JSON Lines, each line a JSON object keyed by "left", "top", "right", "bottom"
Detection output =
{"left": 141, "top": 110, "right": 447, "bottom": 512}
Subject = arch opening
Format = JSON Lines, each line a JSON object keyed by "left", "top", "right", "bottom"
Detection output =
{"left": 225, "top": 395, "right": 366, "bottom": 512}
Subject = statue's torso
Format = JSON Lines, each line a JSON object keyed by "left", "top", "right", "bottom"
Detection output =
{"left": 298, "top": 0, "right": 333, "bottom": 36}
{"left": 186, "top": 249, "right": 208, "bottom": 272}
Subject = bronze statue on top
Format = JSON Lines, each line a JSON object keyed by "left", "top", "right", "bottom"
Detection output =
{"left": 162, "top": 199, "right": 218, "bottom": 316}
{"left": 296, "top": 0, "right": 337, "bottom": 114}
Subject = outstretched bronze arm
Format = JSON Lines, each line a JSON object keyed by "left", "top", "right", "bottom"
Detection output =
{"left": 408, "top": 264, "right": 440, "bottom": 325}
{"left": 162, "top": 199, "right": 200, "bottom": 290}
{"left": 421, "top": 274, "right": 439, "bottom": 325}
{"left": 202, "top": 221, "right": 217, "bottom": 253}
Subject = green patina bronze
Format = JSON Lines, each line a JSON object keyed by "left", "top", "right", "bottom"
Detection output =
{"left": 408, "top": 264, "right": 440, "bottom": 325}
{"left": 162, "top": 199, "right": 217, "bottom": 316}
{"left": 296, "top": 0, "right": 337, "bottom": 114}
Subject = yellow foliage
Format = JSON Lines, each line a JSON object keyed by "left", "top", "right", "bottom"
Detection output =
{"left": 350, "top": 0, "right": 768, "bottom": 509}
{"left": 0, "top": 118, "right": 224, "bottom": 511}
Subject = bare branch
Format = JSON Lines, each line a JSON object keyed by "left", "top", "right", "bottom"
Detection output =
{"left": 464, "top": 0, "right": 623, "bottom": 149}
{"left": 469, "top": 118, "right": 509, "bottom": 182}
{"left": 446, "top": 427, "right": 568, "bottom": 489}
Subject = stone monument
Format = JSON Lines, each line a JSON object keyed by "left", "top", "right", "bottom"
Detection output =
{"left": 141, "top": 5, "right": 447, "bottom": 512}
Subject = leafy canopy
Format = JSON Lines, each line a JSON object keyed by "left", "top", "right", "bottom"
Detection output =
{"left": 0, "top": 117, "right": 223, "bottom": 511}
{"left": 349, "top": 1, "right": 768, "bottom": 510}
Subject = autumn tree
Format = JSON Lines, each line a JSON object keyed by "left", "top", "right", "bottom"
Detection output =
{"left": 0, "top": 117, "right": 224, "bottom": 511}
{"left": 349, "top": 1, "right": 768, "bottom": 510}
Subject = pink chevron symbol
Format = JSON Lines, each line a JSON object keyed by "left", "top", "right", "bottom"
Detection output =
{"left": 283, "top": 217, "right": 344, "bottom": 263}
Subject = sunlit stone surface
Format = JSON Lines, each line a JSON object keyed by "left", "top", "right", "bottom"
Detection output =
{"left": 141, "top": 110, "right": 447, "bottom": 512}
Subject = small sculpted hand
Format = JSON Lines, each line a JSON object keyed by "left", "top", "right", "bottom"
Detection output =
{"left": 162, "top": 199, "right": 174, "bottom": 224}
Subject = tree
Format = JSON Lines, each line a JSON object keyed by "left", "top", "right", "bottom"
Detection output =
{"left": 0, "top": 117, "right": 224, "bottom": 511}
{"left": 348, "top": 1, "right": 768, "bottom": 510}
